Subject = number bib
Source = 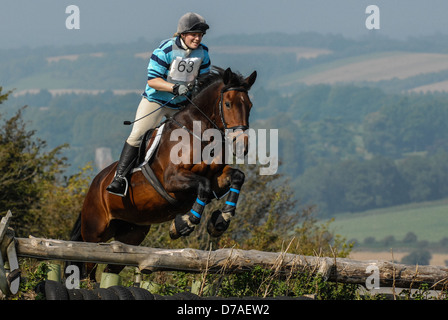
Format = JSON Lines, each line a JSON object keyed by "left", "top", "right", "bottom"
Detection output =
{"left": 168, "top": 56, "right": 202, "bottom": 84}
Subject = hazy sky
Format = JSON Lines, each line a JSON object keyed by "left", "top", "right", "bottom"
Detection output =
{"left": 1, "top": 0, "right": 447, "bottom": 48}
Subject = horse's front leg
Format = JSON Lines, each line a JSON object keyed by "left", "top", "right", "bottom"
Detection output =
{"left": 207, "top": 166, "right": 245, "bottom": 237}
{"left": 164, "top": 167, "right": 212, "bottom": 239}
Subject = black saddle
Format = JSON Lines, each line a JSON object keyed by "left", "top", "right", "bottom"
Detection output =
{"left": 134, "top": 123, "right": 180, "bottom": 207}
{"left": 136, "top": 128, "right": 156, "bottom": 166}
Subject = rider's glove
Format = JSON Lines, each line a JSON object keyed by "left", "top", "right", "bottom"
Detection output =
{"left": 172, "top": 84, "right": 189, "bottom": 96}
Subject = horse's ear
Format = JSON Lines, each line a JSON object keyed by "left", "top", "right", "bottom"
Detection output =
{"left": 223, "top": 67, "right": 232, "bottom": 85}
{"left": 245, "top": 71, "right": 257, "bottom": 90}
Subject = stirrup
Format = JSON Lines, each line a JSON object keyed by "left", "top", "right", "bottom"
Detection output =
{"left": 106, "top": 175, "right": 129, "bottom": 197}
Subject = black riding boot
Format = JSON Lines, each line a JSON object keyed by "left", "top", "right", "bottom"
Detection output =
{"left": 106, "top": 142, "right": 139, "bottom": 197}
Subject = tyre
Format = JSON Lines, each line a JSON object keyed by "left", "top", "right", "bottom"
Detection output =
{"left": 44, "top": 280, "right": 69, "bottom": 300}
{"left": 127, "top": 287, "right": 154, "bottom": 300}
{"left": 79, "top": 288, "right": 100, "bottom": 300}
{"left": 172, "top": 292, "right": 201, "bottom": 300}
{"left": 67, "top": 289, "right": 84, "bottom": 300}
{"left": 94, "top": 288, "right": 119, "bottom": 300}
{"left": 160, "top": 294, "right": 176, "bottom": 300}
{"left": 107, "top": 286, "right": 135, "bottom": 300}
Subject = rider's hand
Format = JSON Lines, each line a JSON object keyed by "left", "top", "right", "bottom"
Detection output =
{"left": 173, "top": 84, "right": 189, "bottom": 96}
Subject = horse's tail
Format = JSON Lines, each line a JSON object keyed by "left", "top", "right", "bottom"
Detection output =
{"left": 70, "top": 212, "right": 83, "bottom": 242}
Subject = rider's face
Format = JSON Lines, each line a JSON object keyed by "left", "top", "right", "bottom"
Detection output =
{"left": 181, "top": 33, "right": 203, "bottom": 50}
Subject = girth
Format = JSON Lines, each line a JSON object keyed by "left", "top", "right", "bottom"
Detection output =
{"left": 140, "top": 161, "right": 180, "bottom": 207}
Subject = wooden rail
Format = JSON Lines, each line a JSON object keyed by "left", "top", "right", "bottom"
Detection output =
{"left": 2, "top": 211, "right": 448, "bottom": 296}
{"left": 13, "top": 236, "right": 448, "bottom": 290}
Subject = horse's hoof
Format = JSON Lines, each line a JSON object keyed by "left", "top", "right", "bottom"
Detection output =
{"left": 207, "top": 210, "right": 230, "bottom": 237}
{"left": 169, "top": 214, "right": 195, "bottom": 239}
{"left": 169, "top": 220, "right": 181, "bottom": 239}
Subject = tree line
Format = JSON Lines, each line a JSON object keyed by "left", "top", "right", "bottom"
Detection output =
{"left": 296, "top": 153, "right": 448, "bottom": 216}
{"left": 1, "top": 86, "right": 352, "bottom": 264}
{"left": 251, "top": 84, "right": 448, "bottom": 216}
{"left": 5, "top": 81, "right": 448, "bottom": 217}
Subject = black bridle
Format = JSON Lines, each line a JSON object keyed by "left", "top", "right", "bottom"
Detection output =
{"left": 218, "top": 86, "right": 249, "bottom": 132}
{"left": 178, "top": 86, "right": 250, "bottom": 140}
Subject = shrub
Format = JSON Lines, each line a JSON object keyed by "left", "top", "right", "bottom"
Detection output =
{"left": 401, "top": 250, "right": 432, "bottom": 265}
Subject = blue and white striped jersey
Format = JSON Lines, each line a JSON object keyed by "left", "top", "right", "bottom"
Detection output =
{"left": 142, "top": 36, "right": 211, "bottom": 108}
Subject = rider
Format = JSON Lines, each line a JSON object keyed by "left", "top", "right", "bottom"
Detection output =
{"left": 107, "top": 12, "right": 211, "bottom": 197}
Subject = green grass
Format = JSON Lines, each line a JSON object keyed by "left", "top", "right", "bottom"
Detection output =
{"left": 329, "top": 199, "right": 448, "bottom": 244}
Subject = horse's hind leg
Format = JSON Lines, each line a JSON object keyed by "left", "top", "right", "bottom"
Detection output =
{"left": 103, "top": 220, "right": 150, "bottom": 275}
{"left": 79, "top": 217, "right": 112, "bottom": 281}
{"left": 79, "top": 199, "right": 119, "bottom": 281}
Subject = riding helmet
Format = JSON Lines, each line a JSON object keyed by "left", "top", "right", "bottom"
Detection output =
{"left": 177, "top": 12, "right": 209, "bottom": 35}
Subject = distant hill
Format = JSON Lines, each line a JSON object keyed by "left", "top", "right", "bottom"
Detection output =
{"left": 3, "top": 32, "right": 448, "bottom": 96}
{"left": 272, "top": 51, "right": 448, "bottom": 92}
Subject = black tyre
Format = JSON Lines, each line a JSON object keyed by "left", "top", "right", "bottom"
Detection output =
{"left": 172, "top": 292, "right": 202, "bottom": 300}
{"left": 67, "top": 289, "right": 84, "bottom": 300}
{"left": 127, "top": 287, "right": 154, "bottom": 300}
{"left": 44, "top": 280, "right": 69, "bottom": 300}
{"left": 107, "top": 286, "right": 135, "bottom": 300}
{"left": 94, "top": 288, "right": 119, "bottom": 300}
{"left": 79, "top": 288, "right": 100, "bottom": 300}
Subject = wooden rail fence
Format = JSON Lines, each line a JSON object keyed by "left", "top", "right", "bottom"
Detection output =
{"left": 2, "top": 211, "right": 448, "bottom": 296}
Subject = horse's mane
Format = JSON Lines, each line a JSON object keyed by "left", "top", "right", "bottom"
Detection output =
{"left": 192, "top": 66, "right": 247, "bottom": 100}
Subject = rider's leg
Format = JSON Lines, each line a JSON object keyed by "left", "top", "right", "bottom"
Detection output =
{"left": 107, "top": 98, "right": 176, "bottom": 196}
{"left": 106, "top": 141, "right": 139, "bottom": 196}
{"left": 126, "top": 98, "right": 172, "bottom": 148}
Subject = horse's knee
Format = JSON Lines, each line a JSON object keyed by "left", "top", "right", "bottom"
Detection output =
{"left": 197, "top": 177, "right": 212, "bottom": 200}
{"left": 231, "top": 169, "right": 245, "bottom": 186}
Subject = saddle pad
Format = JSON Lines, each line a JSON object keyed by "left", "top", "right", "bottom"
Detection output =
{"left": 134, "top": 123, "right": 165, "bottom": 170}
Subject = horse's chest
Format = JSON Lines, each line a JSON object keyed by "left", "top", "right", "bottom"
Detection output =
{"left": 191, "top": 163, "right": 222, "bottom": 177}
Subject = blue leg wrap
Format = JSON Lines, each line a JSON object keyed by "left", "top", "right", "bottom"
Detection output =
{"left": 223, "top": 187, "right": 240, "bottom": 213}
{"left": 189, "top": 197, "right": 207, "bottom": 224}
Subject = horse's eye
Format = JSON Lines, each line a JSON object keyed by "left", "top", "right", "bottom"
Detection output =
{"left": 225, "top": 102, "right": 231, "bottom": 109}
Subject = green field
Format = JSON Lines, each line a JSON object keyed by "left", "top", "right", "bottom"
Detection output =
{"left": 272, "top": 51, "right": 448, "bottom": 88}
{"left": 329, "top": 199, "right": 448, "bottom": 244}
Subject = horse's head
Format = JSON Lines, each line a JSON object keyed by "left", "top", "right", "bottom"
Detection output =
{"left": 219, "top": 67, "right": 257, "bottom": 157}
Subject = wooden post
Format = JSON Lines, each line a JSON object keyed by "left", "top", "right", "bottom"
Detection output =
{"left": 0, "top": 211, "right": 20, "bottom": 295}
{"left": 14, "top": 237, "right": 448, "bottom": 290}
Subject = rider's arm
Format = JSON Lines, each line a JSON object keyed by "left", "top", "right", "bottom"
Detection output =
{"left": 147, "top": 78, "right": 175, "bottom": 93}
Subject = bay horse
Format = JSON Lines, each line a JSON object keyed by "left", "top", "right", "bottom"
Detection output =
{"left": 70, "top": 67, "right": 257, "bottom": 278}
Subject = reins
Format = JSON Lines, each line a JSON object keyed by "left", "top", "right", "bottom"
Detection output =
{"left": 171, "top": 85, "right": 249, "bottom": 142}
